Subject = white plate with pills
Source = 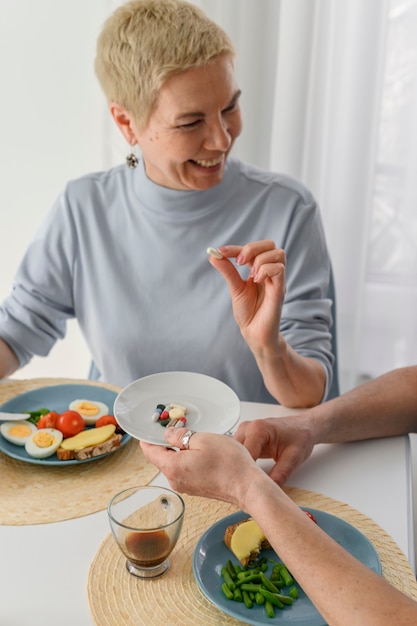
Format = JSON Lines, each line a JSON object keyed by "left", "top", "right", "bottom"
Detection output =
{"left": 114, "top": 371, "right": 240, "bottom": 446}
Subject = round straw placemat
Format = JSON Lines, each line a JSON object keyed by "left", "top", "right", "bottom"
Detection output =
{"left": 87, "top": 487, "right": 417, "bottom": 626}
{"left": 0, "top": 378, "right": 159, "bottom": 525}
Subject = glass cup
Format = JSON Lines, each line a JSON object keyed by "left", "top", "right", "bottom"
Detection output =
{"left": 108, "top": 485, "right": 185, "bottom": 578}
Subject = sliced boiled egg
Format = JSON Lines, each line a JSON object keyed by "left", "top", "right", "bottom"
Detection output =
{"left": 25, "top": 428, "right": 63, "bottom": 459}
{"left": 68, "top": 399, "right": 109, "bottom": 425}
{"left": 0, "top": 420, "right": 37, "bottom": 446}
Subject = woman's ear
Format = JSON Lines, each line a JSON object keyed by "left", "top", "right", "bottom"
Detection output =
{"left": 109, "top": 102, "right": 137, "bottom": 144}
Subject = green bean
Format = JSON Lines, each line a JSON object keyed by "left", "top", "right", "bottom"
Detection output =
{"left": 270, "top": 573, "right": 284, "bottom": 587}
{"left": 222, "top": 569, "right": 236, "bottom": 591}
{"left": 226, "top": 559, "right": 237, "bottom": 580}
{"left": 237, "top": 569, "right": 257, "bottom": 579}
{"left": 242, "top": 590, "right": 253, "bottom": 609}
{"left": 259, "top": 589, "right": 285, "bottom": 609}
{"left": 240, "top": 583, "right": 262, "bottom": 593}
{"left": 276, "top": 593, "right": 294, "bottom": 606}
{"left": 255, "top": 592, "right": 265, "bottom": 605}
{"left": 289, "top": 585, "right": 299, "bottom": 599}
{"left": 259, "top": 572, "right": 280, "bottom": 594}
{"left": 278, "top": 564, "right": 294, "bottom": 586}
{"left": 233, "top": 587, "right": 243, "bottom": 602}
{"left": 221, "top": 582, "right": 234, "bottom": 600}
{"left": 264, "top": 600, "right": 275, "bottom": 618}
{"left": 236, "top": 573, "right": 261, "bottom": 586}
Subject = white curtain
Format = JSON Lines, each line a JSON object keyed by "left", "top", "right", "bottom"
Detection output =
{"left": 188, "top": 0, "right": 417, "bottom": 392}
{"left": 268, "top": 0, "right": 391, "bottom": 392}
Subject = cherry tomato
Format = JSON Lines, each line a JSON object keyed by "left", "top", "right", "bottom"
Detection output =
{"left": 95, "top": 415, "right": 124, "bottom": 433}
{"left": 56, "top": 411, "right": 86, "bottom": 438}
{"left": 303, "top": 510, "right": 317, "bottom": 524}
{"left": 37, "top": 411, "right": 59, "bottom": 429}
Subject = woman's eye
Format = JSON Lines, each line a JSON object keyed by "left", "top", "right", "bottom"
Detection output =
{"left": 179, "top": 120, "right": 201, "bottom": 129}
{"left": 223, "top": 103, "right": 237, "bottom": 113}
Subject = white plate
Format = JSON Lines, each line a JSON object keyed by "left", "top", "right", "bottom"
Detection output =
{"left": 114, "top": 371, "right": 240, "bottom": 446}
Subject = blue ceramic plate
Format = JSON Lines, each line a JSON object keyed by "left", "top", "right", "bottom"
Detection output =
{"left": 193, "top": 509, "right": 381, "bottom": 626}
{"left": 0, "top": 384, "right": 130, "bottom": 466}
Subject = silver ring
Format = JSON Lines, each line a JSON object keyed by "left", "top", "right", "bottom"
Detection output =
{"left": 181, "top": 429, "right": 196, "bottom": 450}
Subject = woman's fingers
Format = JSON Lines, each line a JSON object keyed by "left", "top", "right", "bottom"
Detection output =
{"left": 216, "top": 242, "right": 286, "bottom": 284}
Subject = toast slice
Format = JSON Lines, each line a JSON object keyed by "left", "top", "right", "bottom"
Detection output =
{"left": 224, "top": 517, "right": 271, "bottom": 566}
{"left": 56, "top": 433, "right": 122, "bottom": 461}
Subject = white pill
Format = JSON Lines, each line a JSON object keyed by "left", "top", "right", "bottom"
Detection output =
{"left": 207, "top": 247, "right": 223, "bottom": 259}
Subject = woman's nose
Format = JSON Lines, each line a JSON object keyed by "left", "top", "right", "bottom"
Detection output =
{"left": 204, "top": 118, "right": 232, "bottom": 151}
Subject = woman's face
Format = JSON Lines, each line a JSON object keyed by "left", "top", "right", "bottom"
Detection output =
{"left": 133, "top": 54, "right": 242, "bottom": 191}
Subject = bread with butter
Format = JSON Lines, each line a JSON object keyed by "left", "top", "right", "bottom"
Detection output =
{"left": 56, "top": 432, "right": 122, "bottom": 460}
{"left": 224, "top": 517, "right": 271, "bottom": 566}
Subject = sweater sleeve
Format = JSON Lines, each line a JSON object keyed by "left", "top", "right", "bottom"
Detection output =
{"left": 280, "top": 194, "right": 334, "bottom": 400}
{"left": 0, "top": 190, "right": 77, "bottom": 367}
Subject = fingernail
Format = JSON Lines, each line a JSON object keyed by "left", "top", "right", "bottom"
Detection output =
{"left": 236, "top": 254, "right": 244, "bottom": 265}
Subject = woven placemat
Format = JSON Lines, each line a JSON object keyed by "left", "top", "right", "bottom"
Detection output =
{"left": 0, "top": 378, "right": 159, "bottom": 525}
{"left": 87, "top": 487, "right": 417, "bottom": 626}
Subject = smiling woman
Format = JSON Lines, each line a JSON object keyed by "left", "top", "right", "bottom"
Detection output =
{"left": 0, "top": 0, "right": 335, "bottom": 409}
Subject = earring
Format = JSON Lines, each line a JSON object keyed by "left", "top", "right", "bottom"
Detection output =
{"left": 126, "top": 144, "right": 138, "bottom": 169}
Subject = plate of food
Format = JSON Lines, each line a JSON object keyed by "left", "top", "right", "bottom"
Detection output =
{"left": 0, "top": 384, "right": 130, "bottom": 466}
{"left": 114, "top": 371, "right": 240, "bottom": 446}
{"left": 193, "top": 509, "right": 382, "bottom": 626}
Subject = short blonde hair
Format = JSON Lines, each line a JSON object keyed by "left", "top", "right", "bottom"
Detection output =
{"left": 95, "top": 0, "right": 235, "bottom": 128}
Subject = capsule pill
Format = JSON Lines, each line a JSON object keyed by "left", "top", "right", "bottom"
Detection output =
{"left": 207, "top": 247, "right": 223, "bottom": 259}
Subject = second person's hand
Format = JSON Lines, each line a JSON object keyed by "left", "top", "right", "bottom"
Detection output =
{"left": 233, "top": 414, "right": 316, "bottom": 485}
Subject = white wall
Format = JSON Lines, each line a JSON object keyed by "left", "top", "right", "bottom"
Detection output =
{"left": 0, "top": 0, "right": 121, "bottom": 379}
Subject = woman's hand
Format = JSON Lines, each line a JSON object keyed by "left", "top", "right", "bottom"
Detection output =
{"left": 140, "top": 427, "right": 265, "bottom": 509}
{"left": 210, "top": 240, "right": 285, "bottom": 352}
{"left": 0, "top": 338, "right": 19, "bottom": 379}
{"left": 209, "top": 240, "right": 326, "bottom": 407}
{"left": 233, "top": 415, "right": 316, "bottom": 485}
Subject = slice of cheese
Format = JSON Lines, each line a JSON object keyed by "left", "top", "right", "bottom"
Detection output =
{"left": 59, "top": 424, "right": 116, "bottom": 450}
{"left": 230, "top": 519, "right": 266, "bottom": 563}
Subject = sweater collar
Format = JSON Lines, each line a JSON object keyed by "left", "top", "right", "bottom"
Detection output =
{"left": 132, "top": 157, "right": 237, "bottom": 218}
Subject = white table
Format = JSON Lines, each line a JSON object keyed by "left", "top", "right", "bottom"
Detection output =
{"left": 0, "top": 401, "right": 414, "bottom": 626}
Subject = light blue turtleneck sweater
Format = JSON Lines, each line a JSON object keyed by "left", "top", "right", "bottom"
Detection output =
{"left": 0, "top": 157, "right": 333, "bottom": 402}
